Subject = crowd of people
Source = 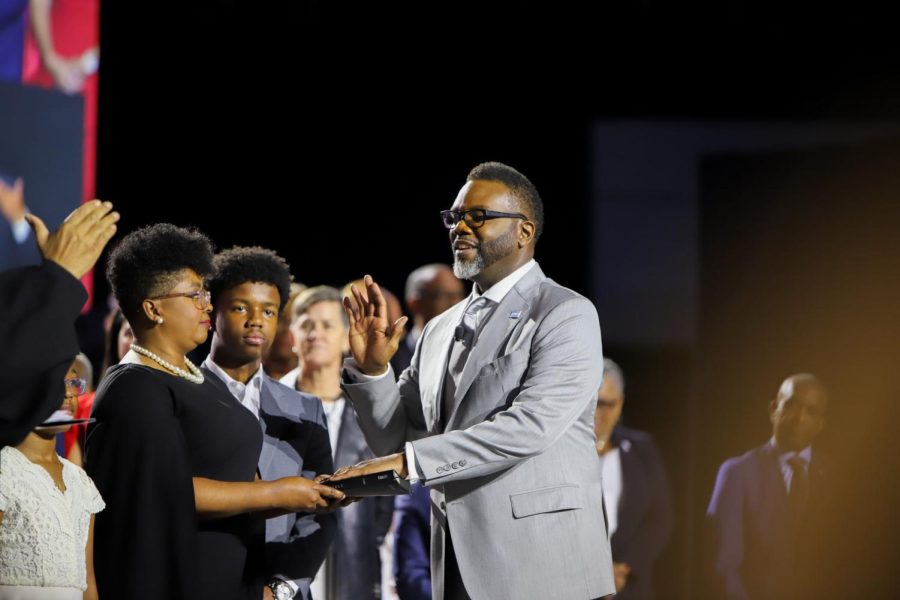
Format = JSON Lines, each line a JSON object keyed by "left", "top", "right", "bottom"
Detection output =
{"left": 0, "top": 163, "right": 832, "bottom": 600}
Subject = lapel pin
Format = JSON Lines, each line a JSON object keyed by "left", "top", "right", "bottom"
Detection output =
{"left": 509, "top": 311, "right": 523, "bottom": 319}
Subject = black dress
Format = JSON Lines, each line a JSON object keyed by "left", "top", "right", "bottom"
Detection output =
{"left": 85, "top": 363, "right": 264, "bottom": 600}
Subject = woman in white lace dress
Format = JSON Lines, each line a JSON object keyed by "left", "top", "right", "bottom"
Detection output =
{"left": 0, "top": 360, "right": 104, "bottom": 600}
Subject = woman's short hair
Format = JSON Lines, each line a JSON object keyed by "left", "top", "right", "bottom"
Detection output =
{"left": 106, "top": 223, "right": 215, "bottom": 322}
{"left": 291, "top": 286, "right": 349, "bottom": 328}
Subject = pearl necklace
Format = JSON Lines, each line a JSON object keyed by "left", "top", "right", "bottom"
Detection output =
{"left": 131, "top": 344, "right": 204, "bottom": 384}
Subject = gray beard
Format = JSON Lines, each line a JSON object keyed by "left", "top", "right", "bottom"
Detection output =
{"left": 453, "top": 251, "right": 484, "bottom": 280}
{"left": 452, "top": 227, "right": 519, "bottom": 281}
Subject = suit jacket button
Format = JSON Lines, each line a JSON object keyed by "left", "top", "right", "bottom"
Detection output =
{"left": 441, "top": 501, "right": 447, "bottom": 509}
{"left": 459, "top": 459, "right": 467, "bottom": 466}
{"left": 436, "top": 466, "right": 444, "bottom": 473}
{"left": 451, "top": 462, "right": 459, "bottom": 469}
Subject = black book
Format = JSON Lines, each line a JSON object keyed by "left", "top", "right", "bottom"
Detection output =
{"left": 327, "top": 469, "right": 411, "bottom": 497}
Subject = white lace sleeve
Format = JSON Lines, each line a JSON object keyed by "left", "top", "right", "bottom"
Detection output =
{"left": 0, "top": 472, "right": 7, "bottom": 512}
{"left": 75, "top": 467, "right": 105, "bottom": 514}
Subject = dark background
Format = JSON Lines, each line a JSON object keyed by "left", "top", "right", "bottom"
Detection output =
{"left": 88, "top": 2, "right": 900, "bottom": 596}
{"left": 94, "top": 1, "right": 900, "bottom": 295}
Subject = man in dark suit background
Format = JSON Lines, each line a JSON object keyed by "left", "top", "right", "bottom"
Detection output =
{"left": 392, "top": 482, "right": 432, "bottom": 600}
{"left": 706, "top": 373, "right": 829, "bottom": 599}
{"left": 203, "top": 247, "right": 336, "bottom": 600}
{"left": 391, "top": 263, "right": 465, "bottom": 376}
{"left": 595, "top": 358, "right": 673, "bottom": 598}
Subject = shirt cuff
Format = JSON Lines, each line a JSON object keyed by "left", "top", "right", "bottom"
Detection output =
{"left": 405, "top": 442, "right": 423, "bottom": 482}
{"left": 11, "top": 216, "right": 30, "bottom": 244}
{"left": 272, "top": 575, "right": 299, "bottom": 598}
{"left": 342, "top": 357, "right": 392, "bottom": 381}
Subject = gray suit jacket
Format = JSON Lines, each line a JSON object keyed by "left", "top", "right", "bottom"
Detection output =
{"left": 203, "top": 367, "right": 337, "bottom": 600}
{"left": 342, "top": 264, "right": 615, "bottom": 600}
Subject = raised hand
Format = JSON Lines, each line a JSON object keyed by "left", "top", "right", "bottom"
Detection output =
{"left": 26, "top": 199, "right": 119, "bottom": 279}
{"left": 342, "top": 274, "right": 407, "bottom": 376}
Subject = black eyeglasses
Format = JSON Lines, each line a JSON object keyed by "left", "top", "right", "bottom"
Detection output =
{"left": 149, "top": 288, "right": 212, "bottom": 310}
{"left": 440, "top": 209, "right": 528, "bottom": 230}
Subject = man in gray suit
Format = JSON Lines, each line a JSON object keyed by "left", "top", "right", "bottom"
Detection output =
{"left": 204, "top": 247, "right": 337, "bottom": 600}
{"left": 330, "top": 162, "right": 616, "bottom": 600}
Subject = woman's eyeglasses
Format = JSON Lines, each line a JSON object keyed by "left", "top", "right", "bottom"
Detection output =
{"left": 148, "top": 288, "right": 212, "bottom": 310}
{"left": 64, "top": 378, "right": 87, "bottom": 395}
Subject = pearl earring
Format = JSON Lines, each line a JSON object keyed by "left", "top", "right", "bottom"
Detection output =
{"left": 156, "top": 317, "right": 164, "bottom": 324}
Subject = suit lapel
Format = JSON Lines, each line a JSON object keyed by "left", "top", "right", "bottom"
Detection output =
{"left": 257, "top": 378, "right": 278, "bottom": 478}
{"left": 421, "top": 301, "right": 466, "bottom": 431}
{"left": 808, "top": 453, "right": 825, "bottom": 499}
{"left": 611, "top": 428, "right": 636, "bottom": 542}
{"left": 449, "top": 265, "right": 544, "bottom": 427}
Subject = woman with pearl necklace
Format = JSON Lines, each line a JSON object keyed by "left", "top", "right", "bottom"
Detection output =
{"left": 84, "top": 224, "right": 344, "bottom": 600}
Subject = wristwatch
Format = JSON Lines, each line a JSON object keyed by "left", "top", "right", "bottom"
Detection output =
{"left": 267, "top": 579, "right": 293, "bottom": 600}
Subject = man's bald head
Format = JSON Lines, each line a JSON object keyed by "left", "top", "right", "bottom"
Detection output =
{"left": 770, "top": 373, "right": 828, "bottom": 452}
{"left": 405, "top": 263, "right": 465, "bottom": 327}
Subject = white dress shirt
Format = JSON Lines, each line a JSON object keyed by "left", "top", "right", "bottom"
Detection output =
{"left": 320, "top": 396, "right": 345, "bottom": 457}
{"left": 202, "top": 357, "right": 263, "bottom": 419}
{"left": 598, "top": 448, "right": 622, "bottom": 537}
{"left": 278, "top": 367, "right": 300, "bottom": 390}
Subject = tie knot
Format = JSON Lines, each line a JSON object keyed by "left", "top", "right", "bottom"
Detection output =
{"left": 455, "top": 297, "right": 492, "bottom": 343}
{"left": 466, "top": 297, "right": 491, "bottom": 315}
